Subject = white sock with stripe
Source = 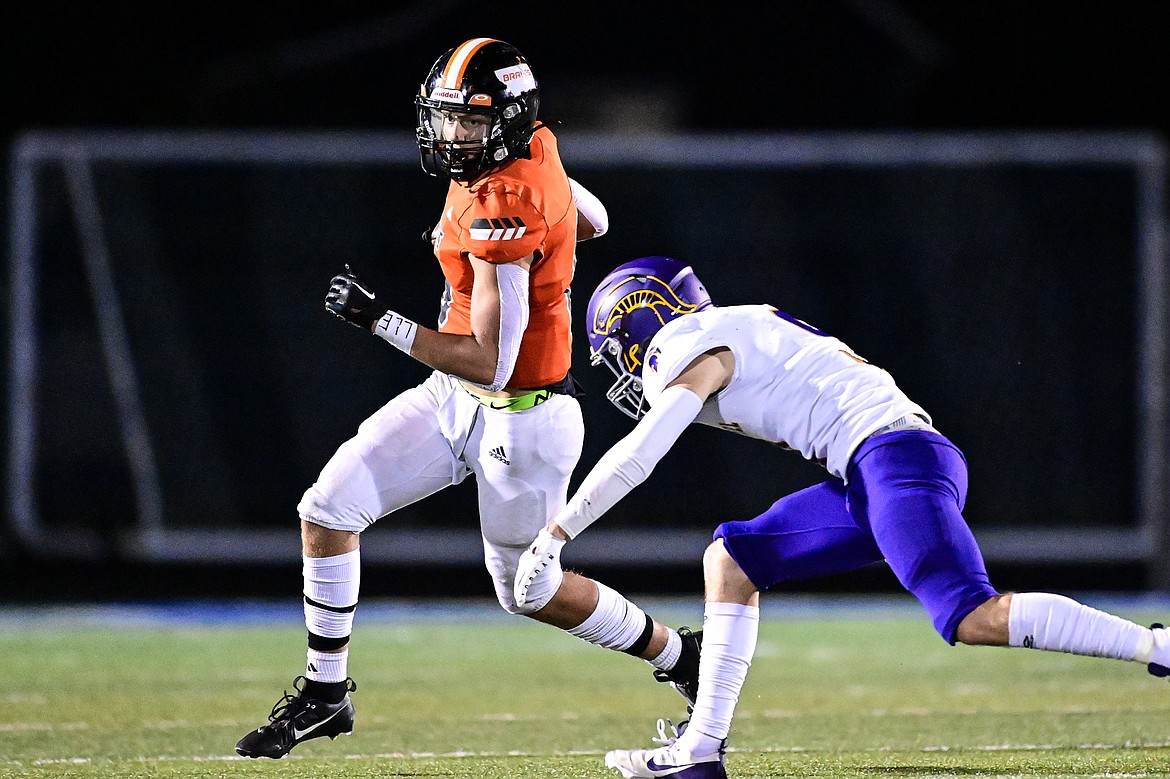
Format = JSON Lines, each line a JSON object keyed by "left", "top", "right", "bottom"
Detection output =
{"left": 303, "top": 548, "right": 360, "bottom": 682}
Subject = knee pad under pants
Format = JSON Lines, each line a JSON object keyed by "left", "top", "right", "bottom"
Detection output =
{"left": 297, "top": 370, "right": 584, "bottom": 614}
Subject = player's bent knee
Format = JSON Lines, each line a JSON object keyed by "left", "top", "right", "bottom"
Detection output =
{"left": 498, "top": 598, "right": 530, "bottom": 616}
{"left": 703, "top": 539, "right": 757, "bottom": 601}
{"left": 300, "top": 517, "right": 359, "bottom": 557}
{"left": 297, "top": 490, "right": 369, "bottom": 535}
{"left": 491, "top": 574, "right": 558, "bottom": 616}
{"left": 486, "top": 577, "right": 527, "bottom": 615}
{"left": 495, "top": 589, "right": 560, "bottom": 617}
{"left": 703, "top": 539, "right": 726, "bottom": 563}
{"left": 704, "top": 540, "right": 743, "bottom": 578}
{"left": 510, "top": 568, "right": 564, "bottom": 615}
{"left": 954, "top": 593, "right": 1011, "bottom": 646}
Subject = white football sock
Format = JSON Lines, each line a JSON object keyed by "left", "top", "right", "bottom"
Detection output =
{"left": 1145, "top": 625, "right": 1170, "bottom": 667}
{"left": 1008, "top": 592, "right": 1148, "bottom": 661}
{"left": 567, "top": 581, "right": 650, "bottom": 652}
{"left": 677, "top": 601, "right": 759, "bottom": 754}
{"left": 306, "top": 648, "right": 349, "bottom": 684}
{"left": 303, "top": 549, "right": 360, "bottom": 681}
{"left": 648, "top": 630, "right": 682, "bottom": 671}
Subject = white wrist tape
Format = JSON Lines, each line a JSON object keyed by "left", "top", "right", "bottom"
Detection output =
{"left": 374, "top": 310, "right": 418, "bottom": 354}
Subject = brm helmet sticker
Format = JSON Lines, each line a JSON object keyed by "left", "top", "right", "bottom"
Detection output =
{"left": 494, "top": 64, "right": 536, "bottom": 96}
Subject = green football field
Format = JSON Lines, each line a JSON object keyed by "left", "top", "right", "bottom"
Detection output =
{"left": 2, "top": 595, "right": 1169, "bottom": 778}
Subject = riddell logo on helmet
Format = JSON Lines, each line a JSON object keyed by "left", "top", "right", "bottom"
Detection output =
{"left": 431, "top": 88, "right": 464, "bottom": 103}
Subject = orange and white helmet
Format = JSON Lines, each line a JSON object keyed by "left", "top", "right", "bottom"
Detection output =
{"left": 415, "top": 38, "right": 540, "bottom": 181}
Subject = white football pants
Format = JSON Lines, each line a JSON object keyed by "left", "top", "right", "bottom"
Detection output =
{"left": 298, "top": 370, "right": 584, "bottom": 613}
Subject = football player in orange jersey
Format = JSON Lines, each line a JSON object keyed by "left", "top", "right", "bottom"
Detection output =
{"left": 235, "top": 38, "right": 699, "bottom": 759}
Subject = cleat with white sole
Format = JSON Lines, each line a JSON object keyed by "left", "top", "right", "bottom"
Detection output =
{"left": 605, "top": 720, "right": 726, "bottom": 779}
{"left": 605, "top": 744, "right": 727, "bottom": 779}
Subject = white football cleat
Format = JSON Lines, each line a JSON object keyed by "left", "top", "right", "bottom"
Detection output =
{"left": 604, "top": 743, "right": 726, "bottom": 778}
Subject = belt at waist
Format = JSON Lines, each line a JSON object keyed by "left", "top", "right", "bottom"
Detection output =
{"left": 458, "top": 372, "right": 583, "bottom": 412}
{"left": 868, "top": 413, "right": 935, "bottom": 438}
{"left": 460, "top": 383, "right": 555, "bottom": 412}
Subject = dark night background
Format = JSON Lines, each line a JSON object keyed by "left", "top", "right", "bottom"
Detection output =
{"left": 3, "top": 1, "right": 1169, "bottom": 602}
{"left": 8, "top": 2, "right": 1168, "bottom": 137}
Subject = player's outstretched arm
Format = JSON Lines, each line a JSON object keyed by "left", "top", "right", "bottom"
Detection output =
{"left": 513, "top": 349, "right": 734, "bottom": 607}
{"left": 513, "top": 385, "right": 704, "bottom": 608}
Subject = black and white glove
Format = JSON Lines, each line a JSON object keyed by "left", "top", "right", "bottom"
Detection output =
{"left": 325, "top": 265, "right": 390, "bottom": 330}
{"left": 514, "top": 527, "right": 567, "bottom": 610}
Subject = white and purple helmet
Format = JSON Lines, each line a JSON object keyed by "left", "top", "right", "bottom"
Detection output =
{"left": 585, "top": 257, "right": 713, "bottom": 419}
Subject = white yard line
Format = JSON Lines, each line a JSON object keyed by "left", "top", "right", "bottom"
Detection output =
{"left": 6, "top": 740, "right": 1170, "bottom": 768}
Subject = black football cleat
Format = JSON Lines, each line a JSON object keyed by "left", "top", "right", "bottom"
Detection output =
{"left": 653, "top": 627, "right": 703, "bottom": 707}
{"left": 235, "top": 676, "right": 356, "bottom": 759}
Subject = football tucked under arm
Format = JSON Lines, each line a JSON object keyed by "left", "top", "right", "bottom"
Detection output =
{"left": 513, "top": 386, "right": 703, "bottom": 609}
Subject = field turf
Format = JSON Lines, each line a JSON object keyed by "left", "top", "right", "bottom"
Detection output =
{"left": 2, "top": 595, "right": 1169, "bottom": 778}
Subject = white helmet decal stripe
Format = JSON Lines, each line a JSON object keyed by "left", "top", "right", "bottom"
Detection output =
{"left": 442, "top": 38, "right": 496, "bottom": 89}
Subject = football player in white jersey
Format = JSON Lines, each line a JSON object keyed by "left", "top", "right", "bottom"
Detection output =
{"left": 514, "top": 256, "right": 1170, "bottom": 779}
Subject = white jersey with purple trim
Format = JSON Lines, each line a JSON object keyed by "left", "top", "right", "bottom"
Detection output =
{"left": 639, "top": 304, "right": 930, "bottom": 481}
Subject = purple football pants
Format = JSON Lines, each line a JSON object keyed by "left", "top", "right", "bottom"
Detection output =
{"left": 714, "top": 430, "right": 998, "bottom": 643}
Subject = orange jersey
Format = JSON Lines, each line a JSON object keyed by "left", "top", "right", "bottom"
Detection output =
{"left": 432, "top": 126, "right": 576, "bottom": 389}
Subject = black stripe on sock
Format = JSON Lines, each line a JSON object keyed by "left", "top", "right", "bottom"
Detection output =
{"left": 622, "top": 614, "right": 655, "bottom": 657}
{"left": 303, "top": 678, "right": 348, "bottom": 704}
{"left": 307, "top": 631, "right": 350, "bottom": 651}
{"left": 304, "top": 595, "right": 357, "bottom": 613}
